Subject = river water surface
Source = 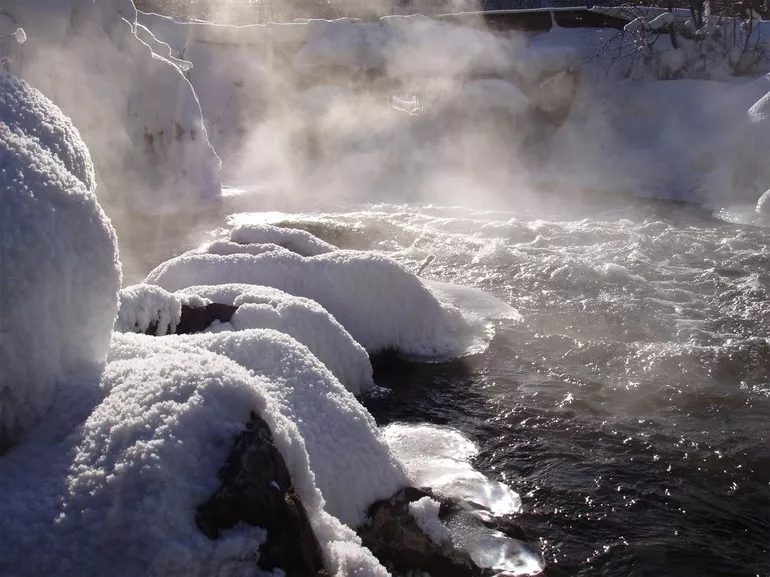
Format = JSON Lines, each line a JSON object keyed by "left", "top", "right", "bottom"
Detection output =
{"left": 122, "top": 190, "right": 770, "bottom": 576}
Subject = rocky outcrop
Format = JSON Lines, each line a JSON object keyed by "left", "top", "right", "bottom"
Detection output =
{"left": 196, "top": 411, "right": 329, "bottom": 577}
{"left": 175, "top": 303, "right": 238, "bottom": 334}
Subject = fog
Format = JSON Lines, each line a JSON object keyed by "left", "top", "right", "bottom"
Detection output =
{"left": 4, "top": 0, "right": 769, "bottom": 279}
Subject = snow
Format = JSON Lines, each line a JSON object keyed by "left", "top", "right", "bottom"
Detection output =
{"left": 6, "top": 0, "right": 222, "bottom": 215}
{"left": 230, "top": 223, "right": 337, "bottom": 256}
{"left": 115, "top": 284, "right": 182, "bottom": 335}
{"left": 0, "top": 335, "right": 391, "bottom": 577}
{"left": 151, "top": 329, "right": 407, "bottom": 528}
{"left": 200, "top": 240, "right": 290, "bottom": 257}
{"left": 408, "top": 496, "right": 451, "bottom": 546}
{"left": 0, "top": 80, "right": 121, "bottom": 449}
{"left": 227, "top": 302, "right": 374, "bottom": 394}
{"left": 0, "top": 72, "right": 95, "bottom": 192}
{"left": 757, "top": 188, "right": 770, "bottom": 213}
{"left": 175, "top": 282, "right": 374, "bottom": 394}
{"left": 146, "top": 249, "right": 474, "bottom": 358}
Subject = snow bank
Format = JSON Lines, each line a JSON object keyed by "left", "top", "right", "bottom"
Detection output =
{"left": 115, "top": 284, "right": 182, "bottom": 335}
{"left": 6, "top": 0, "right": 221, "bottom": 215}
{"left": 0, "top": 82, "right": 121, "bottom": 450}
{"left": 146, "top": 249, "right": 473, "bottom": 357}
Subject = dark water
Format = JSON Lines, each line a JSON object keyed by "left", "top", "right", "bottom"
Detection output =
{"left": 120, "top": 192, "right": 770, "bottom": 576}
{"left": 353, "top": 200, "right": 770, "bottom": 577}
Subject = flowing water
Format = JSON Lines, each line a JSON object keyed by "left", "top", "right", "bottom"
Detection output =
{"left": 122, "top": 190, "right": 770, "bottom": 576}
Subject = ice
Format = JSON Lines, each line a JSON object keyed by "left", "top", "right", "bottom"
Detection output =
{"left": 383, "top": 423, "right": 522, "bottom": 516}
{"left": 444, "top": 512, "right": 545, "bottom": 576}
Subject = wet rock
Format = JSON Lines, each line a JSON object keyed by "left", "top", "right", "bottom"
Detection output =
{"left": 174, "top": 302, "right": 238, "bottom": 334}
{"left": 359, "top": 486, "right": 480, "bottom": 577}
{"left": 360, "top": 486, "right": 544, "bottom": 577}
{"left": 196, "top": 411, "right": 329, "bottom": 577}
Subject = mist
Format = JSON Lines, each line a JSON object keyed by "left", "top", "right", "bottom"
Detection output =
{"left": 4, "top": 0, "right": 770, "bottom": 276}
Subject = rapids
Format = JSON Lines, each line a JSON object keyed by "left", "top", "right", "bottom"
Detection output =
{"left": 121, "top": 191, "right": 770, "bottom": 576}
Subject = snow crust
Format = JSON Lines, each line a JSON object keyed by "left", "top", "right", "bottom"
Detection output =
{"left": 146, "top": 249, "right": 474, "bottom": 358}
{"left": 0, "top": 78, "right": 120, "bottom": 449}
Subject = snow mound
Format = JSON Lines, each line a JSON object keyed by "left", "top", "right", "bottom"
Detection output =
{"left": 0, "top": 111, "right": 120, "bottom": 450}
{"left": 177, "top": 282, "right": 373, "bottom": 394}
{"left": 227, "top": 301, "right": 373, "bottom": 394}
{"left": 757, "top": 189, "right": 770, "bottom": 214}
{"left": 0, "top": 72, "right": 95, "bottom": 191}
{"left": 230, "top": 223, "right": 337, "bottom": 256}
{"left": 115, "top": 284, "right": 182, "bottom": 335}
{"left": 200, "top": 239, "right": 291, "bottom": 257}
{"left": 147, "top": 250, "right": 474, "bottom": 358}
{"left": 0, "top": 335, "right": 390, "bottom": 576}
{"left": 156, "top": 329, "right": 408, "bottom": 528}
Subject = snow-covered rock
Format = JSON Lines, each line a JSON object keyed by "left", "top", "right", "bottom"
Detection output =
{"left": 0, "top": 79, "right": 120, "bottom": 449}
{"left": 756, "top": 188, "right": 770, "bottom": 214}
{"left": 0, "top": 72, "right": 95, "bottom": 191}
{"left": 149, "top": 329, "right": 406, "bottom": 527}
{"left": 115, "top": 284, "right": 182, "bottom": 335}
{"left": 1, "top": 335, "right": 392, "bottom": 577}
{"left": 6, "top": 0, "right": 221, "bottom": 215}
{"left": 230, "top": 223, "right": 337, "bottom": 256}
{"left": 146, "top": 249, "right": 473, "bottom": 358}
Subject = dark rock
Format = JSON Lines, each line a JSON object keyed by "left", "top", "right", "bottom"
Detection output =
{"left": 359, "top": 486, "right": 481, "bottom": 577}
{"left": 175, "top": 303, "right": 238, "bottom": 334}
{"left": 196, "top": 411, "right": 329, "bottom": 577}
